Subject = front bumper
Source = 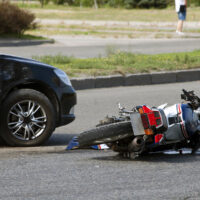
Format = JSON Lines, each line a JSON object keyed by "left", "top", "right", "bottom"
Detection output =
{"left": 56, "top": 86, "right": 77, "bottom": 127}
{"left": 60, "top": 113, "right": 75, "bottom": 126}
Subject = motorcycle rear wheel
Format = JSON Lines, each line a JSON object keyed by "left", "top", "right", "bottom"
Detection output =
{"left": 78, "top": 121, "right": 133, "bottom": 147}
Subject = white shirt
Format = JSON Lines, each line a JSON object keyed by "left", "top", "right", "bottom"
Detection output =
{"left": 175, "top": 0, "right": 186, "bottom": 12}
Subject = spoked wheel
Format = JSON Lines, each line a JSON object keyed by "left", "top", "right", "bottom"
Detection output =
{"left": 0, "top": 89, "right": 55, "bottom": 146}
{"left": 78, "top": 121, "right": 133, "bottom": 147}
{"left": 8, "top": 100, "right": 47, "bottom": 141}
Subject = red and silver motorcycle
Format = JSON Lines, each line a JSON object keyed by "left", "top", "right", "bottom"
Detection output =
{"left": 67, "top": 89, "right": 200, "bottom": 159}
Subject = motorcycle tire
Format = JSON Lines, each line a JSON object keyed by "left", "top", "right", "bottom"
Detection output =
{"left": 78, "top": 121, "right": 133, "bottom": 147}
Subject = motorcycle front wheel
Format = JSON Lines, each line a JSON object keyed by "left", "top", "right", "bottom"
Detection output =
{"left": 78, "top": 121, "right": 133, "bottom": 147}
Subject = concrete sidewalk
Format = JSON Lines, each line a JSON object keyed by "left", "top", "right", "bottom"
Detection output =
{"left": 38, "top": 19, "right": 200, "bottom": 29}
{"left": 50, "top": 35, "right": 200, "bottom": 47}
{"left": 1, "top": 35, "right": 200, "bottom": 48}
{"left": 39, "top": 19, "right": 200, "bottom": 40}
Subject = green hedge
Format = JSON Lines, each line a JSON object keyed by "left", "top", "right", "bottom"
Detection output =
{"left": 125, "top": 0, "right": 168, "bottom": 9}
{"left": 50, "top": 0, "right": 168, "bottom": 8}
{"left": 190, "top": 0, "right": 200, "bottom": 6}
{"left": 43, "top": 0, "right": 200, "bottom": 8}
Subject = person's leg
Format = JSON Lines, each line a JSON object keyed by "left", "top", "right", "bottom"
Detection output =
{"left": 177, "top": 20, "right": 184, "bottom": 32}
{"left": 176, "top": 11, "right": 186, "bottom": 33}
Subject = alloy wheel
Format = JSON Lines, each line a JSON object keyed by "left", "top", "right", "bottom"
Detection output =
{"left": 7, "top": 100, "right": 47, "bottom": 141}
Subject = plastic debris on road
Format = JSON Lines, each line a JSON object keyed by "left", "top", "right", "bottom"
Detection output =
{"left": 66, "top": 136, "right": 79, "bottom": 150}
{"left": 66, "top": 136, "right": 109, "bottom": 150}
{"left": 91, "top": 144, "right": 109, "bottom": 150}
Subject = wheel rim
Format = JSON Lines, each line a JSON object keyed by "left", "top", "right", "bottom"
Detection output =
{"left": 7, "top": 100, "right": 47, "bottom": 141}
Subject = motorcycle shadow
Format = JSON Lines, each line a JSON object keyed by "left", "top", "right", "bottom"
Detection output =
{"left": 93, "top": 151, "right": 200, "bottom": 163}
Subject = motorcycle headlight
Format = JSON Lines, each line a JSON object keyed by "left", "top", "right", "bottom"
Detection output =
{"left": 54, "top": 68, "right": 72, "bottom": 86}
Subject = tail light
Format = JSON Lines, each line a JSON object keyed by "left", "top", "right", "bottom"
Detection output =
{"left": 140, "top": 111, "right": 154, "bottom": 135}
{"left": 138, "top": 106, "right": 162, "bottom": 136}
{"left": 145, "top": 129, "right": 154, "bottom": 135}
{"left": 141, "top": 114, "right": 149, "bottom": 129}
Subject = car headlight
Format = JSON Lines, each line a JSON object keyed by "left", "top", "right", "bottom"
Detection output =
{"left": 54, "top": 68, "right": 72, "bottom": 86}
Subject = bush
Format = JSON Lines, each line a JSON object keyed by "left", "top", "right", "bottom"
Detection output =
{"left": 50, "top": 0, "right": 169, "bottom": 7}
{"left": 67, "top": 0, "right": 123, "bottom": 7}
{"left": 124, "top": 0, "right": 167, "bottom": 8}
{"left": 0, "top": 2, "right": 36, "bottom": 35}
{"left": 51, "top": 0, "right": 73, "bottom": 5}
{"left": 106, "top": 0, "right": 124, "bottom": 7}
{"left": 190, "top": 0, "right": 200, "bottom": 6}
{"left": 39, "top": 0, "right": 50, "bottom": 7}
{"left": 154, "top": 0, "right": 167, "bottom": 8}
{"left": 73, "top": 0, "right": 94, "bottom": 7}
{"left": 138, "top": 0, "right": 154, "bottom": 8}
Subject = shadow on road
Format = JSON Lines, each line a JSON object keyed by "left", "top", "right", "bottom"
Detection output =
{"left": 45, "top": 133, "right": 77, "bottom": 146}
{"left": 92, "top": 152, "right": 200, "bottom": 163}
{"left": 0, "top": 133, "right": 77, "bottom": 147}
{"left": 0, "top": 40, "right": 54, "bottom": 47}
{"left": 0, "top": 137, "right": 6, "bottom": 147}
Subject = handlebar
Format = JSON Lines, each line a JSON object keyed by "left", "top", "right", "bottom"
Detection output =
{"left": 181, "top": 89, "right": 200, "bottom": 109}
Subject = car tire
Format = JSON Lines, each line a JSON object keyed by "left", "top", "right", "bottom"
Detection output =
{"left": 0, "top": 89, "right": 55, "bottom": 146}
{"left": 78, "top": 121, "right": 133, "bottom": 147}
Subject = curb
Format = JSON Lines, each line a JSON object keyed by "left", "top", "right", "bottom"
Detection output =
{"left": 71, "top": 69, "right": 200, "bottom": 90}
{"left": 0, "top": 39, "right": 54, "bottom": 47}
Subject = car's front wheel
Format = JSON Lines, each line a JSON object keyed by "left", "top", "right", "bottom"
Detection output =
{"left": 0, "top": 89, "right": 55, "bottom": 146}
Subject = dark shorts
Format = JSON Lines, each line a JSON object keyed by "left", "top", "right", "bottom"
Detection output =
{"left": 178, "top": 11, "right": 186, "bottom": 20}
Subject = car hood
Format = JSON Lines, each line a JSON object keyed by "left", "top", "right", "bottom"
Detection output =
{"left": 0, "top": 54, "right": 55, "bottom": 70}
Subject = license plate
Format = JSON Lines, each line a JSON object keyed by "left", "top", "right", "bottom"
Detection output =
{"left": 130, "top": 113, "right": 144, "bottom": 136}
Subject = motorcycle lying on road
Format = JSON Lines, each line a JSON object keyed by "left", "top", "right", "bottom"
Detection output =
{"left": 67, "top": 89, "right": 200, "bottom": 159}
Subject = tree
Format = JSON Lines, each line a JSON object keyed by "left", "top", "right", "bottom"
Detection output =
{"left": 94, "top": 0, "right": 98, "bottom": 8}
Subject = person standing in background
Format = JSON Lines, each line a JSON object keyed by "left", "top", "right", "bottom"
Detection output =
{"left": 175, "top": 0, "right": 187, "bottom": 35}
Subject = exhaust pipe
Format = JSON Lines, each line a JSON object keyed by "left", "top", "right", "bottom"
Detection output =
{"left": 128, "top": 136, "right": 144, "bottom": 152}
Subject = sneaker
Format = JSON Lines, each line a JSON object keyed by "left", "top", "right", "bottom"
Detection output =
{"left": 176, "top": 30, "right": 185, "bottom": 35}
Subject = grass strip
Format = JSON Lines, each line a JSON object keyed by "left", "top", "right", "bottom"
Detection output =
{"left": 17, "top": 6, "right": 200, "bottom": 22}
{"left": 33, "top": 50, "right": 200, "bottom": 77}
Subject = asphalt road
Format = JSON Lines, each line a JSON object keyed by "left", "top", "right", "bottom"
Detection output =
{"left": 0, "top": 38, "right": 200, "bottom": 58}
{"left": 1, "top": 81, "right": 200, "bottom": 200}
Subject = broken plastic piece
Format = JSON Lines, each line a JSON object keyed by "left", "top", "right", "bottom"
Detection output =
{"left": 66, "top": 136, "right": 79, "bottom": 150}
{"left": 91, "top": 144, "right": 109, "bottom": 150}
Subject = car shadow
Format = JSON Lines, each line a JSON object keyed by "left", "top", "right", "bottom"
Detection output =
{"left": 0, "top": 133, "right": 78, "bottom": 147}
{"left": 44, "top": 133, "right": 77, "bottom": 146}
{"left": 0, "top": 137, "right": 6, "bottom": 147}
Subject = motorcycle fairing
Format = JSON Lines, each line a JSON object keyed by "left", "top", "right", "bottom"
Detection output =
{"left": 162, "top": 104, "right": 187, "bottom": 142}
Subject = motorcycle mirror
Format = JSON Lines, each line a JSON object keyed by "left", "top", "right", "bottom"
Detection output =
{"left": 118, "top": 103, "right": 123, "bottom": 110}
